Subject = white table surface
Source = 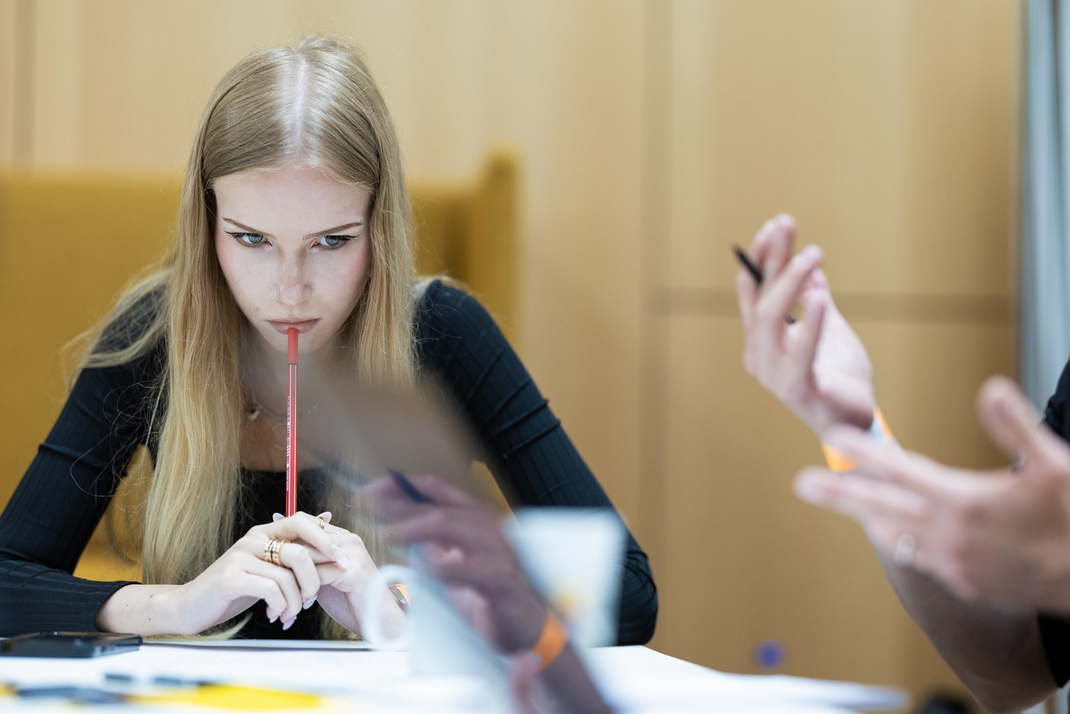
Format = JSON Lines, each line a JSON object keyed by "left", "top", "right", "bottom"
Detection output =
{"left": 0, "top": 641, "right": 907, "bottom": 713}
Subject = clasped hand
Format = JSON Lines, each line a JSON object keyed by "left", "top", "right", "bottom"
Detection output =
{"left": 171, "top": 511, "right": 391, "bottom": 636}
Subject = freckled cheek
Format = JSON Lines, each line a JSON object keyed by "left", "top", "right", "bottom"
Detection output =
{"left": 317, "top": 247, "right": 371, "bottom": 301}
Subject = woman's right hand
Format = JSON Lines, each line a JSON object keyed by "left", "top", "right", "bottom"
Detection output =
{"left": 163, "top": 512, "right": 342, "bottom": 635}
{"left": 735, "top": 214, "right": 875, "bottom": 439}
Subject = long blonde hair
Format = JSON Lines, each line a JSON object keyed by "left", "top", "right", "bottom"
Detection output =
{"left": 80, "top": 36, "right": 417, "bottom": 637}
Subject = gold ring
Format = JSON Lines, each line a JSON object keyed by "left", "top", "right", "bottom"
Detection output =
{"left": 264, "top": 538, "right": 290, "bottom": 566}
{"left": 318, "top": 516, "right": 326, "bottom": 530}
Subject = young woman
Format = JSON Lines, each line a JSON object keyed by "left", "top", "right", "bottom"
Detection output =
{"left": 0, "top": 35, "right": 657, "bottom": 644}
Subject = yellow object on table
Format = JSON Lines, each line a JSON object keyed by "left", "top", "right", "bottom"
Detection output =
{"left": 133, "top": 684, "right": 323, "bottom": 710}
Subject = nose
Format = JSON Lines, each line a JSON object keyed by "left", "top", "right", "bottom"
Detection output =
{"left": 274, "top": 253, "right": 311, "bottom": 307}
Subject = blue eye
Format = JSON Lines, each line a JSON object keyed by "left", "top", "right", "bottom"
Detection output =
{"left": 316, "top": 235, "right": 354, "bottom": 248}
{"left": 226, "top": 231, "right": 266, "bottom": 246}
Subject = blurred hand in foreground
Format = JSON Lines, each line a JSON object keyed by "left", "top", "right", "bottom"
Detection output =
{"left": 369, "top": 474, "right": 611, "bottom": 714}
{"left": 795, "top": 375, "right": 1070, "bottom": 613}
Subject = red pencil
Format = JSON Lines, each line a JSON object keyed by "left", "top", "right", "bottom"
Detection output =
{"left": 286, "top": 328, "right": 299, "bottom": 517}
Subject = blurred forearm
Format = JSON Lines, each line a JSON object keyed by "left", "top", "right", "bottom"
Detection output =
{"left": 877, "top": 550, "right": 1055, "bottom": 713}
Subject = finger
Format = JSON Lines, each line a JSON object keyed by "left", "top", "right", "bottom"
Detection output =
{"left": 748, "top": 250, "right": 822, "bottom": 381}
{"left": 782, "top": 291, "right": 826, "bottom": 392}
{"left": 287, "top": 545, "right": 343, "bottom": 565}
{"left": 278, "top": 542, "right": 323, "bottom": 607}
{"left": 359, "top": 478, "right": 427, "bottom": 521}
{"left": 423, "top": 543, "right": 465, "bottom": 569}
{"left": 312, "top": 561, "right": 347, "bottom": 587}
{"left": 864, "top": 520, "right": 935, "bottom": 575}
{"left": 267, "top": 513, "right": 345, "bottom": 565}
{"left": 823, "top": 427, "right": 944, "bottom": 497}
{"left": 794, "top": 468, "right": 931, "bottom": 523}
{"left": 747, "top": 216, "right": 782, "bottom": 273}
{"left": 239, "top": 571, "right": 288, "bottom": 624}
{"left": 247, "top": 554, "right": 305, "bottom": 626}
{"left": 755, "top": 244, "right": 822, "bottom": 337}
{"left": 760, "top": 214, "right": 797, "bottom": 282}
{"left": 405, "top": 474, "right": 479, "bottom": 507}
{"left": 391, "top": 508, "right": 500, "bottom": 553}
{"left": 426, "top": 557, "right": 509, "bottom": 594}
{"left": 735, "top": 268, "right": 759, "bottom": 328}
{"left": 302, "top": 511, "right": 342, "bottom": 537}
{"left": 976, "top": 375, "right": 1070, "bottom": 468}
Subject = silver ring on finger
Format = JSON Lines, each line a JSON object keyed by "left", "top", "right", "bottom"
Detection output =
{"left": 893, "top": 533, "right": 916, "bottom": 568}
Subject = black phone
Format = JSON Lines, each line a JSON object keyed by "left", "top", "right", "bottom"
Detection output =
{"left": 0, "top": 631, "right": 141, "bottom": 658}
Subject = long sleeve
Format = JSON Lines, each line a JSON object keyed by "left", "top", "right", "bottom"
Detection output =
{"left": 1038, "top": 358, "right": 1070, "bottom": 685}
{"left": 414, "top": 281, "right": 658, "bottom": 645}
{"left": 0, "top": 344, "right": 160, "bottom": 635}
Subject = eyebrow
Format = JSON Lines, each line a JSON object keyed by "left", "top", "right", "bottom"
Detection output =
{"left": 222, "top": 217, "right": 364, "bottom": 240}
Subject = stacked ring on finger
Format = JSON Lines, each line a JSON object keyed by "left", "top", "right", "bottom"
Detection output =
{"left": 263, "top": 538, "right": 291, "bottom": 566}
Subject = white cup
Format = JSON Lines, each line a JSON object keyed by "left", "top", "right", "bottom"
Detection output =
{"left": 362, "top": 553, "right": 509, "bottom": 709}
{"left": 507, "top": 508, "right": 625, "bottom": 649}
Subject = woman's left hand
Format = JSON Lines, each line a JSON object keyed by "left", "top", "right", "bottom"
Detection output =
{"left": 273, "top": 512, "right": 405, "bottom": 637}
{"left": 793, "top": 376, "right": 1070, "bottom": 614}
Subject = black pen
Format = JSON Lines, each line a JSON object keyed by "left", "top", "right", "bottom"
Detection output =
{"left": 389, "top": 470, "right": 433, "bottom": 504}
{"left": 732, "top": 244, "right": 796, "bottom": 324}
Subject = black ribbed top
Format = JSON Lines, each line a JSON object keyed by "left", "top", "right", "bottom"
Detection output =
{"left": 0, "top": 281, "right": 657, "bottom": 644}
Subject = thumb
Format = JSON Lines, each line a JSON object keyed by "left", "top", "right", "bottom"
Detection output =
{"left": 975, "top": 376, "right": 1050, "bottom": 465}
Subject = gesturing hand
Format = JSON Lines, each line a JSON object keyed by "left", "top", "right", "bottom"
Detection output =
{"left": 794, "top": 376, "right": 1070, "bottom": 614}
{"left": 735, "top": 214, "right": 875, "bottom": 438}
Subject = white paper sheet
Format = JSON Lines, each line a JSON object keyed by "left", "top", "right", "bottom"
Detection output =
{"left": 0, "top": 642, "right": 908, "bottom": 713}
{"left": 585, "top": 647, "right": 908, "bottom": 712}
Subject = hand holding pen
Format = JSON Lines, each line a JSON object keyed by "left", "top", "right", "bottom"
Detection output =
{"left": 733, "top": 213, "right": 876, "bottom": 439}
{"left": 370, "top": 473, "right": 611, "bottom": 714}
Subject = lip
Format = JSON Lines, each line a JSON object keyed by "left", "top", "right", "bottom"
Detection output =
{"left": 268, "top": 319, "right": 320, "bottom": 335}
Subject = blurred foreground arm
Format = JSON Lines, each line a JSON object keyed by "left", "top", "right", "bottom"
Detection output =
{"left": 736, "top": 216, "right": 1060, "bottom": 712}
{"left": 795, "top": 378, "right": 1066, "bottom": 711}
{"left": 374, "top": 475, "right": 611, "bottom": 714}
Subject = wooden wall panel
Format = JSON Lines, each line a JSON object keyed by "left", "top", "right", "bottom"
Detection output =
{"left": 644, "top": 2, "right": 1017, "bottom": 698}
{"left": 663, "top": 0, "right": 1017, "bottom": 299}
{"left": 650, "top": 312, "right": 1010, "bottom": 697}
{"left": 0, "top": 0, "right": 16, "bottom": 167}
